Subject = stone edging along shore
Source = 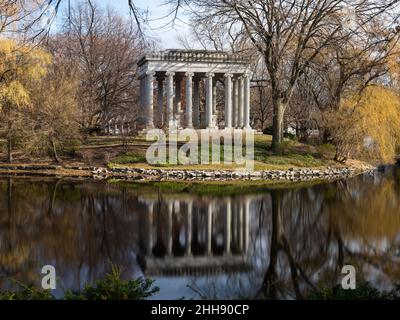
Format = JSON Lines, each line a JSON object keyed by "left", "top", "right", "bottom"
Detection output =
{"left": 0, "top": 163, "right": 376, "bottom": 182}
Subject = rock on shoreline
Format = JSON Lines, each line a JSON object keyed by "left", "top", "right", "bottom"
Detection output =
{"left": 91, "top": 166, "right": 376, "bottom": 182}
{"left": 0, "top": 163, "right": 376, "bottom": 182}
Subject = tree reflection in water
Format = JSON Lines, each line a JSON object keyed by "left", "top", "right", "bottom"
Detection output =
{"left": 0, "top": 168, "right": 399, "bottom": 299}
{"left": 260, "top": 166, "right": 400, "bottom": 299}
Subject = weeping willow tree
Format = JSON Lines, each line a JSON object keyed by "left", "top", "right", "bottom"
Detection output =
{"left": 0, "top": 40, "right": 51, "bottom": 162}
{"left": 29, "top": 62, "right": 79, "bottom": 162}
{"left": 326, "top": 85, "right": 400, "bottom": 163}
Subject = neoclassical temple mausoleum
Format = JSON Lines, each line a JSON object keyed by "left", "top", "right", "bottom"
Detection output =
{"left": 137, "top": 49, "right": 252, "bottom": 131}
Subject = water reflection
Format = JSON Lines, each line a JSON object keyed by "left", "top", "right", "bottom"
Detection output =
{"left": 0, "top": 167, "right": 400, "bottom": 299}
{"left": 137, "top": 196, "right": 250, "bottom": 277}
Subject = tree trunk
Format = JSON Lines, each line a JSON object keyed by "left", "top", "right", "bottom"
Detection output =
{"left": 47, "top": 179, "right": 61, "bottom": 216}
{"left": 50, "top": 136, "right": 62, "bottom": 163}
{"left": 261, "top": 190, "right": 283, "bottom": 298}
{"left": 7, "top": 137, "right": 12, "bottom": 163}
{"left": 7, "top": 120, "right": 12, "bottom": 163}
{"left": 272, "top": 97, "right": 286, "bottom": 153}
{"left": 7, "top": 177, "right": 12, "bottom": 216}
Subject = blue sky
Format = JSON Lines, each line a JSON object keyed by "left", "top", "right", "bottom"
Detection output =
{"left": 91, "top": 0, "right": 189, "bottom": 48}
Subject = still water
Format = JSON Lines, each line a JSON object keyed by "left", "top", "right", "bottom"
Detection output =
{"left": 1, "top": 166, "right": 400, "bottom": 299}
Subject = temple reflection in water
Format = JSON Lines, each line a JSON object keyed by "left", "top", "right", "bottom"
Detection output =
{"left": 137, "top": 196, "right": 252, "bottom": 276}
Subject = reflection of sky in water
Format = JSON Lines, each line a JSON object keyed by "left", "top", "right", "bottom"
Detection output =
{"left": 151, "top": 274, "right": 258, "bottom": 300}
{"left": 151, "top": 277, "right": 192, "bottom": 300}
{"left": 0, "top": 166, "right": 400, "bottom": 299}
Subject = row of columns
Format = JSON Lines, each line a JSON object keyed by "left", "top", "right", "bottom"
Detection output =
{"left": 105, "top": 123, "right": 132, "bottom": 135}
{"left": 141, "top": 199, "right": 250, "bottom": 257}
{"left": 140, "top": 71, "right": 251, "bottom": 130}
{"left": 224, "top": 73, "right": 251, "bottom": 129}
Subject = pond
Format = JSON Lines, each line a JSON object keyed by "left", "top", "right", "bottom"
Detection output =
{"left": 0, "top": 166, "right": 400, "bottom": 299}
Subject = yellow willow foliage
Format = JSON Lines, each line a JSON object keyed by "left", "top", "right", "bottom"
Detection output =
{"left": 327, "top": 85, "right": 400, "bottom": 163}
{"left": 0, "top": 246, "right": 29, "bottom": 269}
{"left": 331, "top": 180, "right": 400, "bottom": 240}
{"left": 385, "top": 40, "right": 400, "bottom": 86}
{"left": 327, "top": 180, "right": 400, "bottom": 280}
{"left": 387, "top": 54, "right": 400, "bottom": 85}
{"left": 0, "top": 80, "right": 30, "bottom": 108}
{"left": 0, "top": 39, "right": 51, "bottom": 112}
{"left": 358, "top": 86, "right": 400, "bottom": 162}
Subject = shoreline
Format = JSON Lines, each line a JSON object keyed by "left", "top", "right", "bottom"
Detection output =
{"left": 0, "top": 162, "right": 377, "bottom": 183}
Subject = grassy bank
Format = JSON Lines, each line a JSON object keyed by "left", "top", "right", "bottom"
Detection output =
{"left": 0, "top": 134, "right": 373, "bottom": 175}
{"left": 100, "top": 134, "right": 340, "bottom": 170}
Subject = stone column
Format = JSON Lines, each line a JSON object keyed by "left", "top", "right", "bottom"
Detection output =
{"left": 243, "top": 198, "right": 250, "bottom": 253}
{"left": 141, "top": 77, "right": 147, "bottom": 116}
{"left": 224, "top": 73, "right": 233, "bottom": 129}
{"left": 225, "top": 199, "right": 232, "bottom": 254}
{"left": 157, "top": 77, "right": 164, "bottom": 127}
{"left": 175, "top": 76, "right": 183, "bottom": 129}
{"left": 238, "top": 76, "right": 244, "bottom": 128}
{"left": 237, "top": 205, "right": 243, "bottom": 252}
{"left": 175, "top": 77, "right": 182, "bottom": 113}
{"left": 166, "top": 72, "right": 175, "bottom": 129}
{"left": 139, "top": 77, "right": 144, "bottom": 110}
{"left": 145, "top": 71, "right": 155, "bottom": 129}
{"left": 244, "top": 73, "right": 251, "bottom": 129}
{"left": 212, "top": 79, "right": 217, "bottom": 113}
{"left": 185, "top": 72, "right": 194, "bottom": 128}
{"left": 232, "top": 78, "right": 239, "bottom": 128}
{"left": 206, "top": 203, "right": 213, "bottom": 255}
{"left": 185, "top": 201, "right": 193, "bottom": 256}
{"left": 145, "top": 203, "right": 154, "bottom": 256}
{"left": 167, "top": 202, "right": 173, "bottom": 256}
{"left": 193, "top": 78, "right": 201, "bottom": 128}
{"left": 205, "top": 72, "right": 214, "bottom": 128}
{"left": 174, "top": 200, "right": 180, "bottom": 212}
{"left": 212, "top": 79, "right": 218, "bottom": 127}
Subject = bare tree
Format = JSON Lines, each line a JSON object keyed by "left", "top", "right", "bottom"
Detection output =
{"left": 177, "top": 0, "right": 400, "bottom": 152}
{"left": 53, "top": 1, "right": 146, "bottom": 133}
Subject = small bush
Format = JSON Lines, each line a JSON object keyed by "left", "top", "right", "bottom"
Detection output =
{"left": 309, "top": 281, "right": 399, "bottom": 300}
{"left": 316, "top": 143, "right": 336, "bottom": 158}
{"left": 0, "top": 267, "right": 159, "bottom": 300}
{"left": 284, "top": 132, "right": 297, "bottom": 140}
{"left": 65, "top": 266, "right": 159, "bottom": 300}
{"left": 0, "top": 285, "right": 55, "bottom": 300}
{"left": 62, "top": 138, "right": 82, "bottom": 156}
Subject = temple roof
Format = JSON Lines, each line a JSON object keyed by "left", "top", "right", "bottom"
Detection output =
{"left": 138, "top": 254, "right": 251, "bottom": 277}
{"left": 138, "top": 49, "right": 250, "bottom": 67}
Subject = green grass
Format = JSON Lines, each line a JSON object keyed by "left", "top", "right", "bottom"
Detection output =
{"left": 257, "top": 153, "right": 325, "bottom": 167}
{"left": 89, "top": 134, "right": 337, "bottom": 171}
{"left": 109, "top": 152, "right": 147, "bottom": 165}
